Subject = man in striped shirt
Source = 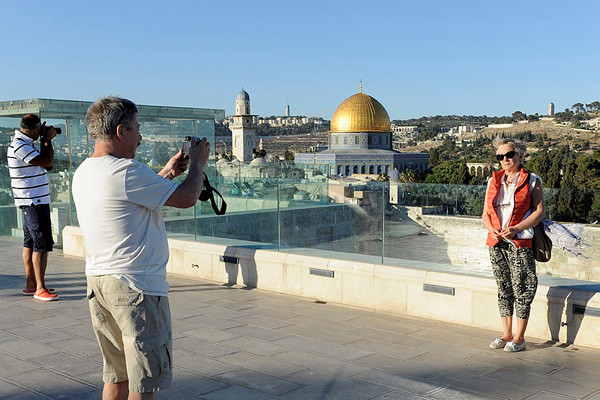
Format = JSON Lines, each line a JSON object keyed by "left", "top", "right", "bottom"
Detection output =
{"left": 7, "top": 114, "right": 59, "bottom": 301}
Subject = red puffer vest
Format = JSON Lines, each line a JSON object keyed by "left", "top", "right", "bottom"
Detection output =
{"left": 485, "top": 166, "right": 532, "bottom": 248}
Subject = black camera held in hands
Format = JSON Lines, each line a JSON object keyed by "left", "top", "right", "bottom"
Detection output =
{"left": 39, "top": 122, "right": 62, "bottom": 138}
{"left": 182, "top": 136, "right": 227, "bottom": 215}
{"left": 39, "top": 122, "right": 61, "bottom": 171}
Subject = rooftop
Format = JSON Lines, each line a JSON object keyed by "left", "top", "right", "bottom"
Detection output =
{"left": 1, "top": 236, "right": 599, "bottom": 399}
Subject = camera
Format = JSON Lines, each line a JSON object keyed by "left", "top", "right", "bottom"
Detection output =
{"left": 39, "top": 122, "right": 62, "bottom": 138}
{"left": 180, "top": 136, "right": 227, "bottom": 215}
{"left": 182, "top": 135, "right": 200, "bottom": 156}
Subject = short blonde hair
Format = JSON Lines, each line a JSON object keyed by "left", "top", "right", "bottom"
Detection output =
{"left": 493, "top": 137, "right": 527, "bottom": 158}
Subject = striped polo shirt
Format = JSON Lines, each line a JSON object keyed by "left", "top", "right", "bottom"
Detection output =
{"left": 7, "top": 130, "right": 51, "bottom": 206}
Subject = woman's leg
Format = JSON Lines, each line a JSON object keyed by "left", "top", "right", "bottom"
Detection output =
{"left": 490, "top": 244, "right": 515, "bottom": 341}
{"left": 507, "top": 247, "right": 537, "bottom": 344}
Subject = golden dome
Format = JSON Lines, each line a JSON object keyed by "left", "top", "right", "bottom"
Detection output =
{"left": 330, "top": 92, "right": 390, "bottom": 133}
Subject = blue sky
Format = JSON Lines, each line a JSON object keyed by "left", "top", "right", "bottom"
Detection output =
{"left": 1, "top": 0, "right": 599, "bottom": 120}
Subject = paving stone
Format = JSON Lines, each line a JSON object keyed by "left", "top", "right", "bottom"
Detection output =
{"left": 370, "top": 391, "right": 428, "bottom": 400}
{"left": 353, "top": 368, "right": 444, "bottom": 395}
{"left": 278, "top": 385, "right": 354, "bottom": 400}
{"left": 172, "top": 368, "right": 230, "bottom": 395}
{"left": 224, "top": 335, "right": 289, "bottom": 357}
{"left": 173, "top": 335, "right": 238, "bottom": 358}
{"left": 28, "top": 351, "right": 100, "bottom": 377}
{"left": 274, "top": 349, "right": 371, "bottom": 377}
{"left": 4, "top": 324, "right": 74, "bottom": 344}
{"left": 7, "top": 368, "right": 98, "bottom": 399}
{"left": 277, "top": 323, "right": 361, "bottom": 345}
{"left": 484, "top": 367, "right": 597, "bottom": 398}
{"left": 218, "top": 350, "right": 306, "bottom": 377}
{"left": 430, "top": 371, "right": 538, "bottom": 400}
{"left": 179, "top": 314, "right": 246, "bottom": 331}
{"left": 344, "top": 315, "right": 423, "bottom": 334}
{"left": 466, "top": 349, "right": 560, "bottom": 376}
{"left": 184, "top": 325, "right": 239, "bottom": 343}
{"left": 426, "top": 386, "right": 500, "bottom": 399}
{"left": 199, "top": 384, "right": 278, "bottom": 400}
{"left": 173, "top": 349, "right": 240, "bottom": 376}
{"left": 225, "top": 324, "right": 290, "bottom": 342}
{"left": 345, "top": 338, "right": 426, "bottom": 360}
{"left": 414, "top": 340, "right": 483, "bottom": 359}
{"left": 283, "top": 368, "right": 391, "bottom": 399}
{"left": 0, "top": 338, "right": 59, "bottom": 359}
{"left": 273, "top": 335, "right": 371, "bottom": 361}
{"left": 56, "top": 322, "right": 97, "bottom": 341}
{"left": 347, "top": 326, "right": 431, "bottom": 348}
{"left": 47, "top": 336, "right": 102, "bottom": 359}
{"left": 0, "top": 353, "right": 39, "bottom": 377}
{"left": 214, "top": 369, "right": 301, "bottom": 396}
{"left": 407, "top": 352, "right": 497, "bottom": 376}
{"left": 0, "top": 379, "right": 47, "bottom": 400}
{"left": 546, "top": 367, "right": 600, "bottom": 388}
{"left": 525, "top": 392, "right": 581, "bottom": 400}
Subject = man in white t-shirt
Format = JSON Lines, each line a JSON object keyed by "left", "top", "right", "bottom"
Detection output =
{"left": 72, "top": 96, "right": 210, "bottom": 400}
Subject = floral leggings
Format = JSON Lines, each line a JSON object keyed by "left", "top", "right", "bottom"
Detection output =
{"left": 489, "top": 241, "right": 538, "bottom": 319}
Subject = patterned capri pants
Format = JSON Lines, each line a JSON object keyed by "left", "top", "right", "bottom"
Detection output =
{"left": 489, "top": 241, "right": 538, "bottom": 319}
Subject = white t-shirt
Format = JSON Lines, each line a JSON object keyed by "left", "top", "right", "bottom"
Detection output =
{"left": 72, "top": 156, "right": 178, "bottom": 296}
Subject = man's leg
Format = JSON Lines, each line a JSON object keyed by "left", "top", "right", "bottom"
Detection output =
{"left": 103, "top": 381, "right": 129, "bottom": 400}
{"left": 32, "top": 251, "right": 48, "bottom": 292}
{"left": 22, "top": 247, "right": 36, "bottom": 291}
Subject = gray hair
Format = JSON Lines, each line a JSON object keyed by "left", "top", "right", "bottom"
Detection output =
{"left": 85, "top": 96, "right": 138, "bottom": 141}
{"left": 493, "top": 137, "right": 527, "bottom": 158}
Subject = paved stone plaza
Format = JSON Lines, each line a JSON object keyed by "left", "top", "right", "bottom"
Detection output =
{"left": 0, "top": 236, "right": 599, "bottom": 400}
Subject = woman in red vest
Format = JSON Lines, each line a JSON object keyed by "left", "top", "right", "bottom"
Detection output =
{"left": 482, "top": 138, "right": 545, "bottom": 352}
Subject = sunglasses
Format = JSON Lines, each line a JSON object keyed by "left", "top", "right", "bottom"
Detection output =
{"left": 496, "top": 151, "right": 516, "bottom": 161}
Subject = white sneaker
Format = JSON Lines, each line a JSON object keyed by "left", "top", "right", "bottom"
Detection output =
{"left": 504, "top": 340, "right": 526, "bottom": 352}
{"left": 489, "top": 338, "right": 506, "bottom": 349}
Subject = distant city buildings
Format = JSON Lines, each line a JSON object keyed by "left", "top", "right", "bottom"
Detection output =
{"left": 221, "top": 101, "right": 326, "bottom": 128}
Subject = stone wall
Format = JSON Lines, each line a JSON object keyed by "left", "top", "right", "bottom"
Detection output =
{"left": 406, "top": 207, "right": 600, "bottom": 282}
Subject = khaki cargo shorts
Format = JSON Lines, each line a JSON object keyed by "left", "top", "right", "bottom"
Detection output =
{"left": 87, "top": 275, "right": 172, "bottom": 393}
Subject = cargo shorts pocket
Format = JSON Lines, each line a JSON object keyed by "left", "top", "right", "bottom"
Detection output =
{"left": 135, "top": 329, "right": 172, "bottom": 379}
{"left": 87, "top": 288, "right": 106, "bottom": 327}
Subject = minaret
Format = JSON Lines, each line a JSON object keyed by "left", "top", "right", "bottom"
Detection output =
{"left": 231, "top": 89, "right": 256, "bottom": 162}
{"left": 548, "top": 102, "right": 555, "bottom": 116}
{"left": 286, "top": 103, "right": 290, "bottom": 117}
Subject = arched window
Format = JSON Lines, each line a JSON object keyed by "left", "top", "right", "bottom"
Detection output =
{"left": 353, "top": 165, "right": 359, "bottom": 174}
{"left": 338, "top": 165, "right": 342, "bottom": 175}
{"left": 361, "top": 165, "right": 366, "bottom": 174}
{"left": 345, "top": 166, "right": 350, "bottom": 176}
{"left": 369, "top": 165, "right": 374, "bottom": 174}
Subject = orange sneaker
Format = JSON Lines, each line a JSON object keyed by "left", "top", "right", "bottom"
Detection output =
{"left": 33, "top": 289, "right": 59, "bottom": 301}
{"left": 23, "top": 288, "right": 55, "bottom": 296}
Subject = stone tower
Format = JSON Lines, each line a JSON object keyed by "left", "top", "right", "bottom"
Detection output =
{"left": 548, "top": 102, "right": 555, "bottom": 116}
{"left": 231, "top": 89, "right": 256, "bottom": 162}
{"left": 286, "top": 103, "right": 290, "bottom": 117}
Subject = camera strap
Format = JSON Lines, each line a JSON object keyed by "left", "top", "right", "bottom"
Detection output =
{"left": 200, "top": 173, "right": 227, "bottom": 215}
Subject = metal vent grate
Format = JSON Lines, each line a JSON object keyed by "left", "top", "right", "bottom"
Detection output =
{"left": 423, "top": 283, "right": 455, "bottom": 296}
{"left": 309, "top": 268, "right": 334, "bottom": 278}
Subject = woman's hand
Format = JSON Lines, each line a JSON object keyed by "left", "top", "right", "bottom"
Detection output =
{"left": 489, "top": 228, "right": 502, "bottom": 241}
{"left": 500, "top": 226, "right": 519, "bottom": 240}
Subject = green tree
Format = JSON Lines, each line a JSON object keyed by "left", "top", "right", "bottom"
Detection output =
{"left": 284, "top": 150, "right": 295, "bottom": 161}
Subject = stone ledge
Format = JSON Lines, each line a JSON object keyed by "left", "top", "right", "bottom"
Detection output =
{"left": 63, "top": 225, "right": 600, "bottom": 349}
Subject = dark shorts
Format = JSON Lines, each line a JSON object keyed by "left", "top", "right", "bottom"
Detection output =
{"left": 21, "top": 204, "right": 54, "bottom": 252}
